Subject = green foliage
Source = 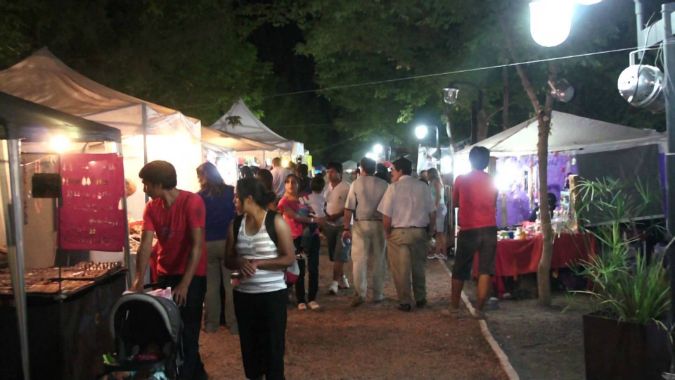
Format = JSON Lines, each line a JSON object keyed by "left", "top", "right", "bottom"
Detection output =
{"left": 574, "top": 177, "right": 669, "bottom": 324}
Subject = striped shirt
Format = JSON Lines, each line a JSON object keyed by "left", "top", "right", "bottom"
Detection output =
{"left": 234, "top": 213, "right": 287, "bottom": 294}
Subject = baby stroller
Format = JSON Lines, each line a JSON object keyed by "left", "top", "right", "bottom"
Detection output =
{"left": 101, "top": 292, "right": 183, "bottom": 380}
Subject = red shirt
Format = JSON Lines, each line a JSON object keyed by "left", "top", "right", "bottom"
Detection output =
{"left": 277, "top": 196, "right": 306, "bottom": 239}
{"left": 453, "top": 170, "right": 497, "bottom": 230}
{"left": 143, "top": 190, "right": 207, "bottom": 277}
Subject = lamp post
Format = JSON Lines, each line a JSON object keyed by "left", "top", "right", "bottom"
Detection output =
{"left": 443, "top": 82, "right": 484, "bottom": 144}
{"left": 532, "top": 1, "right": 675, "bottom": 374}
{"left": 414, "top": 124, "right": 441, "bottom": 170}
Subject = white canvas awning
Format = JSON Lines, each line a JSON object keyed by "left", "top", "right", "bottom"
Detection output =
{"left": 457, "top": 111, "right": 665, "bottom": 157}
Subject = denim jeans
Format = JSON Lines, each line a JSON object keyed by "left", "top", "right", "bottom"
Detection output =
{"left": 157, "top": 275, "right": 207, "bottom": 380}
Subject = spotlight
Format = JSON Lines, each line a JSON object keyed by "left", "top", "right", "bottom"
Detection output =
{"left": 548, "top": 78, "right": 575, "bottom": 103}
{"left": 442, "top": 88, "right": 459, "bottom": 105}
{"left": 617, "top": 64, "right": 665, "bottom": 113}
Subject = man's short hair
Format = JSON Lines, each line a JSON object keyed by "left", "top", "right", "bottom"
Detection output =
{"left": 272, "top": 157, "right": 282, "bottom": 167}
{"left": 326, "top": 162, "right": 343, "bottom": 175}
{"left": 139, "top": 160, "right": 177, "bottom": 189}
{"left": 392, "top": 157, "right": 412, "bottom": 175}
{"left": 310, "top": 175, "right": 325, "bottom": 192}
{"left": 359, "top": 157, "right": 376, "bottom": 175}
{"left": 469, "top": 146, "right": 490, "bottom": 170}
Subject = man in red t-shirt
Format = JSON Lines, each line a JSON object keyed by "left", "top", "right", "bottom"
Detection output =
{"left": 450, "top": 147, "right": 497, "bottom": 318}
{"left": 130, "top": 160, "right": 208, "bottom": 380}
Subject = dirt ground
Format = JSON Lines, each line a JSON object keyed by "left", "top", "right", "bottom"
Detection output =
{"left": 200, "top": 251, "right": 508, "bottom": 380}
{"left": 461, "top": 271, "right": 594, "bottom": 380}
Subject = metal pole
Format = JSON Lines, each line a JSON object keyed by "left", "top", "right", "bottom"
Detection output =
{"left": 660, "top": 4, "right": 675, "bottom": 372}
{"left": 1, "top": 139, "right": 30, "bottom": 379}
{"left": 117, "top": 142, "right": 133, "bottom": 288}
{"left": 142, "top": 103, "right": 149, "bottom": 203}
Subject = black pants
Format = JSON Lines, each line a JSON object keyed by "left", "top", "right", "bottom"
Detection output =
{"left": 294, "top": 235, "right": 320, "bottom": 303}
{"left": 234, "top": 288, "right": 287, "bottom": 380}
{"left": 157, "top": 275, "right": 207, "bottom": 380}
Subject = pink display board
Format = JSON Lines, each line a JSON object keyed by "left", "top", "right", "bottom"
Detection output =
{"left": 59, "top": 154, "right": 126, "bottom": 251}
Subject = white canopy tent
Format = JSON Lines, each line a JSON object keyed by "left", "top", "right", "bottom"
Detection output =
{"left": 456, "top": 111, "right": 665, "bottom": 158}
{"left": 0, "top": 48, "right": 203, "bottom": 220}
{"left": 211, "top": 99, "right": 304, "bottom": 166}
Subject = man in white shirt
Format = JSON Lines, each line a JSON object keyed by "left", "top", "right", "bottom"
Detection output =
{"left": 377, "top": 157, "right": 435, "bottom": 312}
{"left": 343, "top": 157, "right": 389, "bottom": 307}
{"left": 323, "top": 162, "right": 351, "bottom": 294}
{"left": 270, "top": 157, "right": 289, "bottom": 198}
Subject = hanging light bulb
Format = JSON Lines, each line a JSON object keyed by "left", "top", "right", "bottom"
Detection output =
{"left": 530, "top": 0, "right": 575, "bottom": 47}
{"left": 617, "top": 64, "right": 665, "bottom": 113}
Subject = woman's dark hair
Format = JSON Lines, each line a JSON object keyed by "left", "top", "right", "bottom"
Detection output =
{"left": 197, "top": 161, "right": 228, "bottom": 195}
{"left": 139, "top": 160, "right": 177, "bottom": 189}
{"left": 285, "top": 173, "right": 299, "bottom": 183}
{"left": 236, "top": 177, "right": 276, "bottom": 209}
{"left": 239, "top": 165, "right": 254, "bottom": 179}
{"left": 256, "top": 169, "right": 273, "bottom": 191}
{"left": 297, "top": 163, "right": 309, "bottom": 178}
{"left": 427, "top": 167, "right": 441, "bottom": 182}
{"left": 469, "top": 146, "right": 490, "bottom": 170}
{"left": 310, "top": 175, "right": 325, "bottom": 192}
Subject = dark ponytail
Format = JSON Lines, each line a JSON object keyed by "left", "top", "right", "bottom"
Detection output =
{"left": 236, "top": 177, "right": 276, "bottom": 209}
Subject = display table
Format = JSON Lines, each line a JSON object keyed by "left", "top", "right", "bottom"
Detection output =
{"left": 0, "top": 270, "right": 126, "bottom": 380}
{"left": 472, "top": 232, "right": 595, "bottom": 295}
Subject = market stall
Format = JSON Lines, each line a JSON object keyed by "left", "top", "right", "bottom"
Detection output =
{"left": 455, "top": 111, "right": 666, "bottom": 227}
{"left": 211, "top": 99, "right": 305, "bottom": 167}
{"left": 0, "top": 92, "right": 129, "bottom": 380}
{"left": 0, "top": 48, "right": 204, "bottom": 222}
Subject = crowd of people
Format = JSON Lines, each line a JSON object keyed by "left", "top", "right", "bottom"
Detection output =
{"left": 129, "top": 146, "right": 498, "bottom": 380}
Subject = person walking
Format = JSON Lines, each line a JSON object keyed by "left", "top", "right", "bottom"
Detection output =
{"left": 196, "top": 162, "right": 237, "bottom": 334}
{"left": 130, "top": 160, "right": 208, "bottom": 380}
{"left": 277, "top": 174, "right": 323, "bottom": 310}
{"left": 427, "top": 168, "right": 448, "bottom": 261}
{"left": 270, "top": 157, "right": 289, "bottom": 199}
{"left": 377, "top": 157, "right": 435, "bottom": 312}
{"left": 323, "top": 162, "right": 352, "bottom": 294}
{"left": 449, "top": 146, "right": 497, "bottom": 319}
{"left": 225, "top": 177, "right": 295, "bottom": 380}
{"left": 342, "top": 157, "right": 389, "bottom": 307}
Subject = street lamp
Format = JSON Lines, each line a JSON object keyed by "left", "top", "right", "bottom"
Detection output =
{"left": 443, "top": 82, "right": 484, "bottom": 144}
{"left": 373, "top": 143, "right": 384, "bottom": 156}
{"left": 414, "top": 124, "right": 439, "bottom": 152}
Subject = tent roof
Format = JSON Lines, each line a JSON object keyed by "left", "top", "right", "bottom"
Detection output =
{"left": 459, "top": 111, "right": 665, "bottom": 156}
{"left": 0, "top": 91, "right": 121, "bottom": 142}
{"left": 211, "top": 99, "right": 291, "bottom": 149}
{"left": 0, "top": 48, "right": 192, "bottom": 119}
{"left": 201, "top": 127, "right": 278, "bottom": 152}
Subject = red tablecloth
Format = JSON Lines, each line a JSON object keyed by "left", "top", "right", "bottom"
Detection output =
{"left": 471, "top": 232, "right": 595, "bottom": 294}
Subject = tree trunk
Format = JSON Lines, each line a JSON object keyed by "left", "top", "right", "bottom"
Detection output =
{"left": 501, "top": 16, "right": 555, "bottom": 306}
{"left": 502, "top": 65, "right": 510, "bottom": 130}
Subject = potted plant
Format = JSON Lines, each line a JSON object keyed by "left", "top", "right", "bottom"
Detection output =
{"left": 574, "top": 177, "right": 670, "bottom": 380}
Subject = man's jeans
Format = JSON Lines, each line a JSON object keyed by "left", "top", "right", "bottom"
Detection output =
{"left": 157, "top": 275, "right": 207, "bottom": 380}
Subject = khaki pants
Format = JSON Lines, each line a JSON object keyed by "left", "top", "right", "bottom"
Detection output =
{"left": 351, "top": 221, "right": 386, "bottom": 300}
{"left": 205, "top": 239, "right": 236, "bottom": 330}
{"left": 387, "top": 228, "right": 428, "bottom": 305}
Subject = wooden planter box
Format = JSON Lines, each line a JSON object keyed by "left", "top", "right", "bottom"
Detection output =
{"left": 583, "top": 312, "right": 671, "bottom": 380}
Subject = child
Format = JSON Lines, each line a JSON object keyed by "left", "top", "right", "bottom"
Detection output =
{"left": 300, "top": 175, "right": 326, "bottom": 252}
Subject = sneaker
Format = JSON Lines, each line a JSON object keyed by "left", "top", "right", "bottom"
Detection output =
{"left": 397, "top": 303, "right": 412, "bottom": 312}
{"left": 297, "top": 303, "right": 307, "bottom": 311}
{"left": 338, "top": 275, "right": 350, "bottom": 289}
{"left": 435, "top": 253, "right": 447, "bottom": 261}
{"left": 328, "top": 281, "right": 338, "bottom": 295}
{"left": 426, "top": 254, "right": 437, "bottom": 260}
{"left": 307, "top": 300, "right": 321, "bottom": 310}
{"left": 351, "top": 296, "right": 365, "bottom": 307}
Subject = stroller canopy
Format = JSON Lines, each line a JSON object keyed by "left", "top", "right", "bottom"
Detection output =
{"left": 110, "top": 293, "right": 182, "bottom": 347}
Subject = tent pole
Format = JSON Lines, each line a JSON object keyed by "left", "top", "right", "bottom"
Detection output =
{"left": 1, "top": 139, "right": 31, "bottom": 380}
{"left": 116, "top": 142, "right": 133, "bottom": 287}
{"left": 142, "top": 103, "right": 149, "bottom": 203}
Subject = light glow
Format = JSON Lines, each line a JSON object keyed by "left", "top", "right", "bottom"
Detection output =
{"left": 282, "top": 158, "right": 290, "bottom": 168}
{"left": 365, "top": 151, "right": 377, "bottom": 160}
{"left": 576, "top": 0, "right": 601, "bottom": 4}
{"left": 50, "top": 135, "right": 72, "bottom": 153}
{"left": 530, "top": 0, "right": 575, "bottom": 47}
{"left": 414, "top": 124, "right": 428, "bottom": 140}
{"left": 372, "top": 143, "right": 384, "bottom": 155}
{"left": 440, "top": 155, "right": 453, "bottom": 174}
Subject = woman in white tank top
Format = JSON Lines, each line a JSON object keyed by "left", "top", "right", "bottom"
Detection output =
{"left": 225, "top": 178, "right": 295, "bottom": 380}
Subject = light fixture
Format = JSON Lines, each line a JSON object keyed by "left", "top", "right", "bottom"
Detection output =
{"left": 50, "top": 135, "right": 72, "bottom": 153}
{"left": 373, "top": 143, "right": 384, "bottom": 155}
{"left": 530, "top": 0, "right": 575, "bottom": 47}
{"left": 617, "top": 64, "right": 665, "bottom": 113}
{"left": 442, "top": 87, "right": 459, "bottom": 105}
{"left": 575, "top": 0, "right": 602, "bottom": 5}
{"left": 365, "top": 151, "right": 377, "bottom": 160}
{"left": 414, "top": 124, "right": 429, "bottom": 140}
{"left": 548, "top": 78, "right": 575, "bottom": 103}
